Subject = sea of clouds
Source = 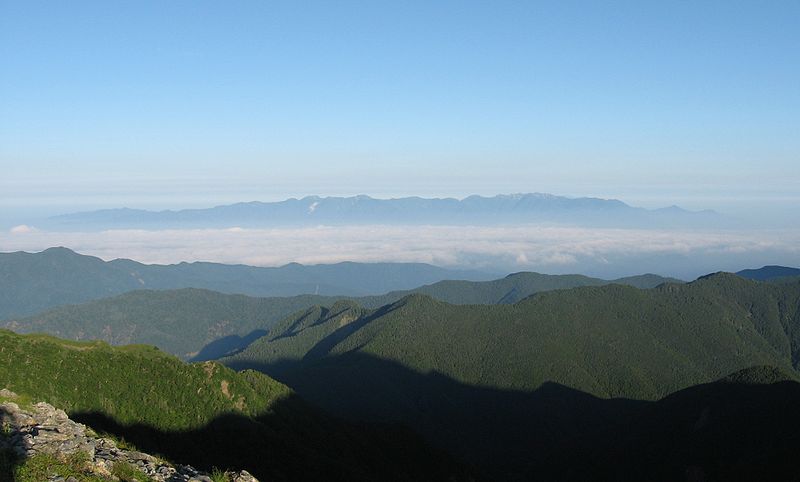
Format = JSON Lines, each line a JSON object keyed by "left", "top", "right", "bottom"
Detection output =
{"left": 4, "top": 224, "right": 799, "bottom": 280}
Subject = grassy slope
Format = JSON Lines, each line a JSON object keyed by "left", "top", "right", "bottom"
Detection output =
{"left": 0, "top": 330, "right": 287, "bottom": 428}
{"left": 0, "top": 329, "right": 469, "bottom": 481}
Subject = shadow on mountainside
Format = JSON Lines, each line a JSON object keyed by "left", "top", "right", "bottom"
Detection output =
{"left": 190, "top": 329, "right": 268, "bottom": 361}
{"left": 0, "top": 442, "right": 14, "bottom": 482}
{"left": 0, "top": 395, "right": 475, "bottom": 482}
{"left": 69, "top": 393, "right": 473, "bottom": 482}
{"left": 226, "top": 354, "right": 800, "bottom": 482}
{"left": 4, "top": 357, "right": 800, "bottom": 482}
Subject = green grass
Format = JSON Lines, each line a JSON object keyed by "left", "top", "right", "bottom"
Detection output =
{"left": 0, "top": 329, "right": 291, "bottom": 431}
{"left": 13, "top": 452, "right": 111, "bottom": 482}
{"left": 210, "top": 467, "right": 231, "bottom": 482}
{"left": 110, "top": 460, "right": 150, "bottom": 482}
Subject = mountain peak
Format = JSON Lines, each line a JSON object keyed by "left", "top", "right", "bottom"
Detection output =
{"left": 42, "top": 246, "right": 78, "bottom": 255}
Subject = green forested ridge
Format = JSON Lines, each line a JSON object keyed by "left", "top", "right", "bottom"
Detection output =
{"left": 0, "top": 329, "right": 470, "bottom": 481}
{"left": 220, "top": 275, "right": 800, "bottom": 479}
{"left": 5, "top": 268, "right": 679, "bottom": 360}
{"left": 226, "top": 273, "right": 800, "bottom": 399}
{"left": 4, "top": 274, "right": 800, "bottom": 480}
{"left": 357, "top": 271, "right": 682, "bottom": 307}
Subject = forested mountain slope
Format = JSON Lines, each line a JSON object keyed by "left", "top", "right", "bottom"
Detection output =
{"left": 5, "top": 270, "right": 679, "bottom": 359}
{"left": 222, "top": 274, "right": 800, "bottom": 479}
{"left": 358, "top": 271, "right": 681, "bottom": 307}
{"left": 227, "top": 274, "right": 800, "bottom": 398}
{"left": 4, "top": 289, "right": 334, "bottom": 360}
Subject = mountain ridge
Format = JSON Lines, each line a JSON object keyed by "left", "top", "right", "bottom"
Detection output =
{"left": 4, "top": 265, "right": 681, "bottom": 359}
{"left": 219, "top": 274, "right": 800, "bottom": 478}
{"left": 0, "top": 247, "right": 493, "bottom": 319}
{"left": 737, "top": 265, "right": 800, "bottom": 281}
{"left": 44, "top": 193, "right": 722, "bottom": 230}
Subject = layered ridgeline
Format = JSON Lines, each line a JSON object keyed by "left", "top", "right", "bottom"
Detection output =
{"left": 737, "top": 265, "right": 800, "bottom": 282}
{"left": 46, "top": 193, "right": 721, "bottom": 230}
{"left": 222, "top": 274, "right": 800, "bottom": 479}
{"left": 5, "top": 272, "right": 679, "bottom": 360}
{"left": 5, "top": 289, "right": 333, "bottom": 361}
{"left": 0, "top": 330, "right": 469, "bottom": 481}
{"left": 227, "top": 273, "right": 800, "bottom": 397}
{"left": 0, "top": 247, "right": 492, "bottom": 318}
{"left": 358, "top": 271, "right": 681, "bottom": 306}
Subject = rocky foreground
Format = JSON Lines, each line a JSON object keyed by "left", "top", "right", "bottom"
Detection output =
{"left": 0, "top": 389, "right": 258, "bottom": 482}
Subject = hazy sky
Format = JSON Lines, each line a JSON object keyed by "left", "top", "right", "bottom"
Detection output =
{"left": 2, "top": 1, "right": 798, "bottom": 216}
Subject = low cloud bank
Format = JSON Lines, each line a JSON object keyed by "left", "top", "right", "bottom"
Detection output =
{"left": 2, "top": 224, "right": 798, "bottom": 280}
{"left": 9, "top": 225, "right": 38, "bottom": 234}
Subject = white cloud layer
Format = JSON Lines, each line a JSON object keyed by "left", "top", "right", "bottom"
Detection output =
{"left": 1, "top": 224, "right": 799, "bottom": 280}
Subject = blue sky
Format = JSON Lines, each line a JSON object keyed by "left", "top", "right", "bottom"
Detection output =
{"left": 1, "top": 1, "right": 798, "bottom": 216}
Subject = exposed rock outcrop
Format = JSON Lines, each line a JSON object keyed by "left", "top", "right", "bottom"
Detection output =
{"left": 0, "top": 391, "right": 257, "bottom": 482}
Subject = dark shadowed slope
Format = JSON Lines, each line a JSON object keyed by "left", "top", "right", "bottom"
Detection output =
{"left": 544, "top": 366, "right": 800, "bottom": 482}
{"left": 224, "top": 348, "right": 800, "bottom": 481}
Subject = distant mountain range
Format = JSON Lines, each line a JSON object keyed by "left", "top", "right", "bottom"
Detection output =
{"left": 737, "top": 265, "right": 800, "bottom": 281}
{"left": 45, "top": 193, "right": 721, "bottom": 229}
{"left": 0, "top": 247, "right": 492, "bottom": 319}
